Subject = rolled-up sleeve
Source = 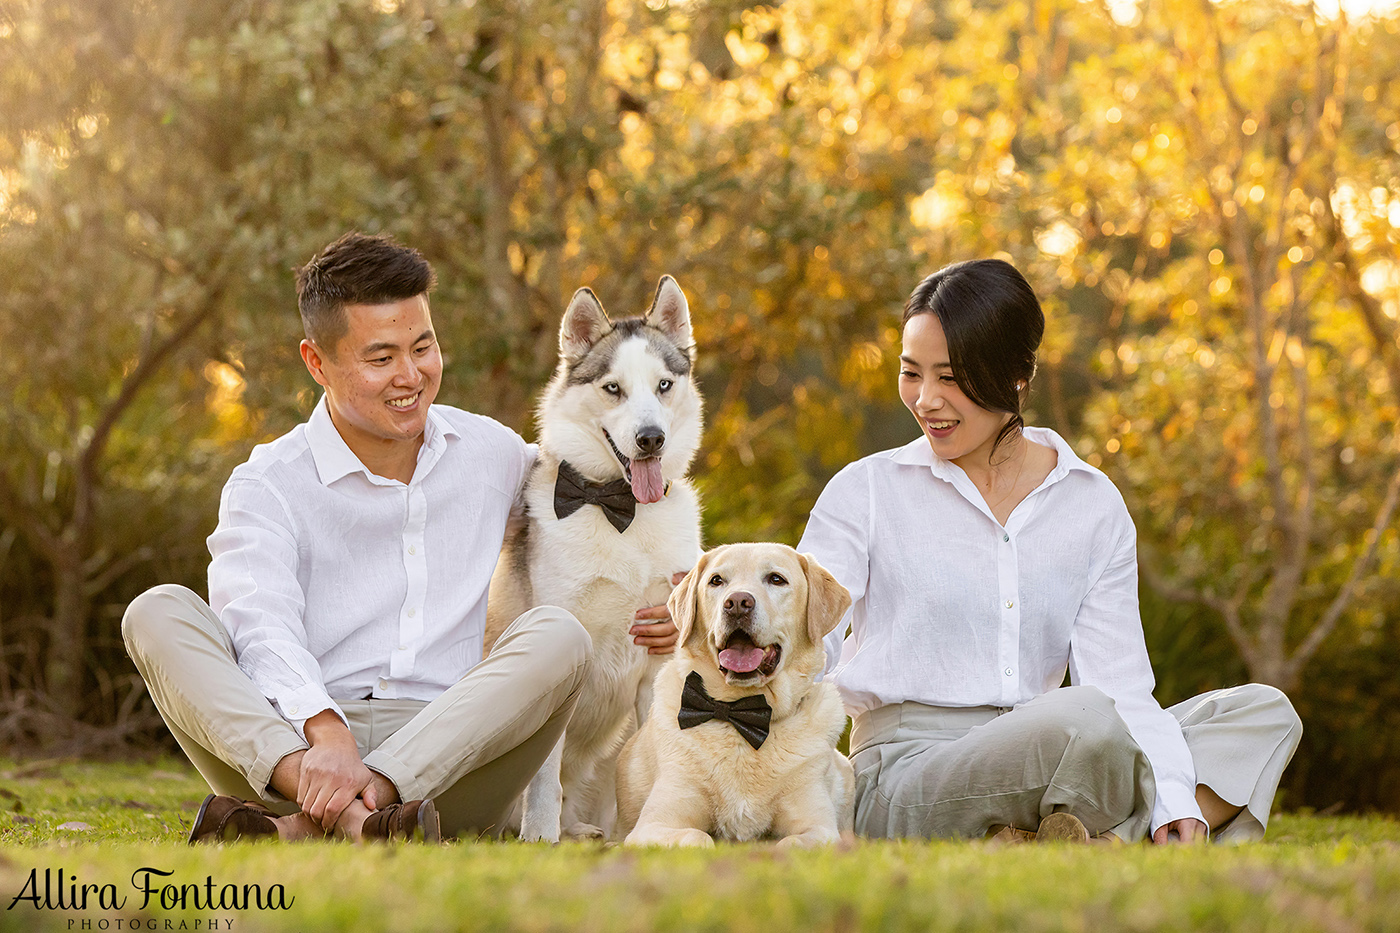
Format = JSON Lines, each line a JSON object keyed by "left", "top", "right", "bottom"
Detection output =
{"left": 1068, "top": 510, "right": 1203, "bottom": 834}
{"left": 798, "top": 462, "right": 871, "bottom": 677}
{"left": 208, "top": 475, "right": 344, "bottom": 739}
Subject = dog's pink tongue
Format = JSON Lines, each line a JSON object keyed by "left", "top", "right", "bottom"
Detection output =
{"left": 719, "top": 645, "right": 766, "bottom": 673}
{"left": 631, "top": 457, "right": 666, "bottom": 504}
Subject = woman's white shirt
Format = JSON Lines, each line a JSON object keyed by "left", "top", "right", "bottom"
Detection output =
{"left": 797, "top": 426, "right": 1203, "bottom": 832}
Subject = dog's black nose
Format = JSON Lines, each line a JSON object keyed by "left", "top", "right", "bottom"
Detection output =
{"left": 723, "top": 591, "right": 755, "bottom": 615}
{"left": 635, "top": 426, "right": 666, "bottom": 457}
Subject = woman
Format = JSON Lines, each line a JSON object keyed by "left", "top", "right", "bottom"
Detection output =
{"left": 798, "top": 259, "right": 1301, "bottom": 843}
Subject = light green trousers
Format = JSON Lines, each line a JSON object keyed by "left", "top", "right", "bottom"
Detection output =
{"left": 851, "top": 683, "right": 1302, "bottom": 842}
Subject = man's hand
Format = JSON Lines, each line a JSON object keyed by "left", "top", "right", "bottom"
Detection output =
{"left": 298, "top": 711, "right": 373, "bottom": 831}
{"left": 631, "top": 571, "right": 687, "bottom": 655}
{"left": 1152, "top": 817, "right": 1208, "bottom": 844}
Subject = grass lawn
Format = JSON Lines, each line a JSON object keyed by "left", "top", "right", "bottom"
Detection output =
{"left": 2, "top": 758, "right": 1398, "bottom": 932}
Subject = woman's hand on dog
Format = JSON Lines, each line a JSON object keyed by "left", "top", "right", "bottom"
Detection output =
{"left": 632, "top": 571, "right": 687, "bottom": 654}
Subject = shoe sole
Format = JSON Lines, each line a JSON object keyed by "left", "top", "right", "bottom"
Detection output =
{"left": 187, "top": 794, "right": 218, "bottom": 846}
{"left": 1037, "top": 812, "right": 1089, "bottom": 843}
{"left": 417, "top": 800, "right": 442, "bottom": 843}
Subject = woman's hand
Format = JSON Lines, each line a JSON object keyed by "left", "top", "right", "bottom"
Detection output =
{"left": 631, "top": 571, "right": 687, "bottom": 655}
{"left": 1152, "top": 817, "right": 1208, "bottom": 844}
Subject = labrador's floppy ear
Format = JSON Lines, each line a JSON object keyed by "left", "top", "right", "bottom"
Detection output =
{"left": 798, "top": 552, "right": 852, "bottom": 643}
{"left": 667, "top": 548, "right": 716, "bottom": 648}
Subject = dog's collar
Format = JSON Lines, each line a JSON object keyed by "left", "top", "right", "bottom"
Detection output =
{"left": 554, "top": 461, "right": 637, "bottom": 532}
{"left": 677, "top": 671, "right": 772, "bottom": 750}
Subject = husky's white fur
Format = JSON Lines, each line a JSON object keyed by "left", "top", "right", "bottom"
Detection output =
{"left": 485, "top": 276, "right": 703, "bottom": 842}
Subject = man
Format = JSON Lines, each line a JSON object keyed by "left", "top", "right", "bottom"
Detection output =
{"left": 124, "top": 232, "right": 674, "bottom": 842}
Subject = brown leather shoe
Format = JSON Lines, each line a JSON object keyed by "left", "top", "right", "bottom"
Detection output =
{"left": 187, "top": 794, "right": 279, "bottom": 845}
{"left": 1036, "top": 812, "right": 1090, "bottom": 843}
{"left": 361, "top": 799, "right": 441, "bottom": 843}
{"left": 987, "top": 824, "right": 1037, "bottom": 844}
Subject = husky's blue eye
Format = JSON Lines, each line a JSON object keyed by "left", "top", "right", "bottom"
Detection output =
{"left": 658, "top": 379, "right": 673, "bottom": 393}
{"left": 603, "top": 382, "right": 621, "bottom": 396}
{"left": 707, "top": 574, "right": 724, "bottom": 587}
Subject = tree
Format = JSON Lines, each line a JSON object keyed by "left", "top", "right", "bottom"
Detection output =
{"left": 1062, "top": 1, "right": 1400, "bottom": 693}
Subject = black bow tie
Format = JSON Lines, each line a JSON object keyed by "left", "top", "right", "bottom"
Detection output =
{"left": 677, "top": 671, "right": 772, "bottom": 750}
{"left": 553, "top": 460, "right": 637, "bottom": 532}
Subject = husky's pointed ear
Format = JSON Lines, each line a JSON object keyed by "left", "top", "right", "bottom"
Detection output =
{"left": 644, "top": 275, "right": 693, "bottom": 359}
{"left": 797, "top": 552, "right": 852, "bottom": 644}
{"left": 560, "top": 288, "right": 611, "bottom": 363}
{"left": 667, "top": 548, "right": 714, "bottom": 648}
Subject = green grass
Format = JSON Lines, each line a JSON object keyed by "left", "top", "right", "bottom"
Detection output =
{"left": 2, "top": 759, "right": 1399, "bottom": 932}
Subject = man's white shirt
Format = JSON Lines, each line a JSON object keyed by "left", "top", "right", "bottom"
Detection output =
{"left": 207, "top": 396, "right": 534, "bottom": 739}
{"left": 797, "top": 426, "right": 1203, "bottom": 833}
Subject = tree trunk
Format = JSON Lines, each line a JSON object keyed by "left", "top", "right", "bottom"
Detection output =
{"left": 44, "top": 557, "right": 89, "bottom": 722}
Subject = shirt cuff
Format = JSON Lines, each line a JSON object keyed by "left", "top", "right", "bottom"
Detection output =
{"left": 271, "top": 685, "right": 347, "bottom": 741}
{"left": 1150, "top": 780, "right": 1206, "bottom": 836}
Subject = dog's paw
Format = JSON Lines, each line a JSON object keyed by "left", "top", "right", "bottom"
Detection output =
{"left": 563, "top": 822, "right": 606, "bottom": 841}
{"left": 520, "top": 825, "right": 562, "bottom": 845}
{"left": 775, "top": 829, "right": 840, "bottom": 850}
{"left": 624, "top": 825, "right": 715, "bottom": 847}
{"left": 673, "top": 828, "right": 715, "bottom": 848}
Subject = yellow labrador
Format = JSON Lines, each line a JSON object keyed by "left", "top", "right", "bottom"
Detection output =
{"left": 615, "top": 543, "right": 854, "bottom": 847}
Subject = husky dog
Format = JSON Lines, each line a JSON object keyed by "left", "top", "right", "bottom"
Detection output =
{"left": 485, "top": 275, "right": 703, "bottom": 843}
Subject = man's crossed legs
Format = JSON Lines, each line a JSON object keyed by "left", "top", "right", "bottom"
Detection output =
{"left": 122, "top": 585, "right": 591, "bottom": 841}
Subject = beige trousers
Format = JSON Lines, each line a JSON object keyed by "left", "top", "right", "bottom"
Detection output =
{"left": 122, "top": 584, "right": 592, "bottom": 838}
{"left": 851, "top": 683, "right": 1302, "bottom": 842}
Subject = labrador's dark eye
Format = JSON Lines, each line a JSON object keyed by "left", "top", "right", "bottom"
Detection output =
{"left": 767, "top": 573, "right": 788, "bottom": 586}
{"left": 708, "top": 574, "right": 724, "bottom": 587}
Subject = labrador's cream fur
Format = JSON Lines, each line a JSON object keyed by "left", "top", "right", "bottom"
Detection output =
{"left": 615, "top": 543, "right": 854, "bottom": 847}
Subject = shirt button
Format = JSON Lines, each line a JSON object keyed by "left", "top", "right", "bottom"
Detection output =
{"left": 1004, "top": 668, "right": 1013, "bottom": 677}
{"left": 1003, "top": 533, "right": 1010, "bottom": 543}
{"left": 408, "top": 545, "right": 417, "bottom": 555}
{"left": 398, "top": 644, "right": 407, "bottom": 651}
{"left": 407, "top": 608, "right": 416, "bottom": 618}
{"left": 1005, "top": 600, "right": 1014, "bottom": 609}
{"left": 378, "top": 678, "right": 387, "bottom": 689}
{"left": 288, "top": 706, "right": 298, "bottom": 715}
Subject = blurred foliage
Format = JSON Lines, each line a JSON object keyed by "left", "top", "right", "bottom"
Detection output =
{"left": 0, "top": 0, "right": 1398, "bottom": 812}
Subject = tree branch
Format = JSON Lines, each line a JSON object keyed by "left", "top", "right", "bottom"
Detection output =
{"left": 1292, "top": 458, "right": 1400, "bottom": 670}
{"left": 0, "top": 464, "right": 62, "bottom": 562}
{"left": 1200, "top": 0, "right": 1247, "bottom": 126}
{"left": 73, "top": 274, "right": 230, "bottom": 542}
{"left": 1139, "top": 555, "right": 1253, "bottom": 657}
{"left": 82, "top": 546, "right": 156, "bottom": 599}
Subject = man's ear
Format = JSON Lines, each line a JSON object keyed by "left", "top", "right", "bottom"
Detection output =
{"left": 300, "top": 339, "right": 331, "bottom": 389}
{"left": 798, "top": 552, "right": 852, "bottom": 643}
{"left": 668, "top": 548, "right": 716, "bottom": 648}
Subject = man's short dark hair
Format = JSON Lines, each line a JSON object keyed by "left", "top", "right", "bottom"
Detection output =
{"left": 295, "top": 232, "right": 436, "bottom": 350}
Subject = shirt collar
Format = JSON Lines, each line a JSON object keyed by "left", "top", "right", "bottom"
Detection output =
{"left": 886, "top": 426, "right": 1098, "bottom": 486}
{"left": 306, "top": 395, "right": 459, "bottom": 487}
{"left": 1023, "top": 425, "right": 1099, "bottom": 485}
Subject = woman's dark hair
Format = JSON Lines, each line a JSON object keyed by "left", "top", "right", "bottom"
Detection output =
{"left": 902, "top": 258, "right": 1044, "bottom": 463}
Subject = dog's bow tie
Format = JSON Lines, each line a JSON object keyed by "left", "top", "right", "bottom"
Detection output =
{"left": 553, "top": 460, "right": 637, "bottom": 532}
{"left": 677, "top": 671, "right": 772, "bottom": 750}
